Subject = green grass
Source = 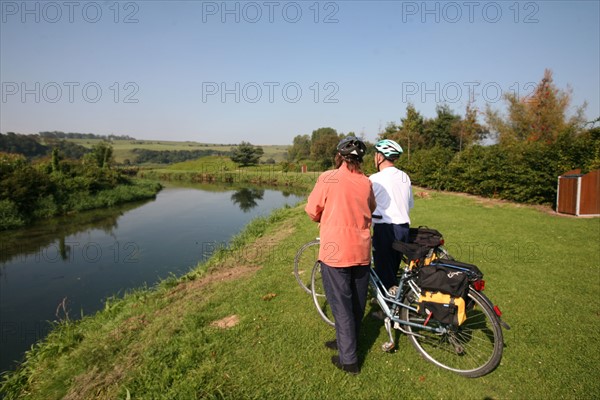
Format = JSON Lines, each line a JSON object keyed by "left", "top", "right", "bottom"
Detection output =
{"left": 166, "top": 155, "right": 238, "bottom": 171}
{"left": 137, "top": 155, "right": 319, "bottom": 193}
{"left": 66, "top": 139, "right": 290, "bottom": 164}
{"left": 1, "top": 192, "right": 599, "bottom": 399}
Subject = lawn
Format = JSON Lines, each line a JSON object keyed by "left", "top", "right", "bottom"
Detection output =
{"left": 1, "top": 190, "right": 598, "bottom": 399}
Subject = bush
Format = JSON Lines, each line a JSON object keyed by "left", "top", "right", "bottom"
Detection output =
{"left": 0, "top": 199, "right": 25, "bottom": 230}
{"left": 400, "top": 146, "right": 454, "bottom": 190}
{"left": 396, "top": 129, "right": 598, "bottom": 206}
{"left": 0, "top": 151, "right": 160, "bottom": 230}
{"left": 32, "top": 195, "right": 59, "bottom": 219}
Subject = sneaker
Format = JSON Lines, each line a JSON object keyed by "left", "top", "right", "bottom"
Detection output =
{"left": 324, "top": 340, "right": 338, "bottom": 350}
{"left": 331, "top": 355, "right": 360, "bottom": 375}
{"left": 389, "top": 286, "right": 399, "bottom": 296}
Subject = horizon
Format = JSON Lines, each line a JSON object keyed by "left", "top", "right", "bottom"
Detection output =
{"left": 1, "top": 1, "right": 599, "bottom": 144}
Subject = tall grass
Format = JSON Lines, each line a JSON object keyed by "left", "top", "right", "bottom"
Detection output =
{"left": 1, "top": 192, "right": 598, "bottom": 399}
{"left": 67, "top": 179, "right": 162, "bottom": 211}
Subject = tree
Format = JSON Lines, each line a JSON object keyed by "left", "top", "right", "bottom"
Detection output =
{"left": 310, "top": 127, "right": 340, "bottom": 169}
{"left": 379, "top": 121, "right": 400, "bottom": 139}
{"left": 230, "top": 142, "right": 264, "bottom": 167}
{"left": 457, "top": 99, "right": 486, "bottom": 151}
{"left": 397, "top": 104, "right": 426, "bottom": 159}
{"left": 423, "top": 105, "right": 462, "bottom": 151}
{"left": 486, "top": 69, "right": 586, "bottom": 145}
{"left": 287, "top": 134, "right": 311, "bottom": 161}
{"left": 84, "top": 141, "right": 114, "bottom": 169}
{"left": 51, "top": 148, "right": 61, "bottom": 173}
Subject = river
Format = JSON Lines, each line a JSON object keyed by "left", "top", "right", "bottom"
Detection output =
{"left": 0, "top": 183, "right": 304, "bottom": 373}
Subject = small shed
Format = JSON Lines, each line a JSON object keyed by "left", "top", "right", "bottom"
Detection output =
{"left": 556, "top": 169, "right": 600, "bottom": 216}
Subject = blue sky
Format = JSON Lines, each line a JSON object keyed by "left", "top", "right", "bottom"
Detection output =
{"left": 1, "top": 1, "right": 599, "bottom": 144}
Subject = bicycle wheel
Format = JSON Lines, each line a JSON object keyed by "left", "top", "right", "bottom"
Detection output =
{"left": 401, "top": 289, "right": 503, "bottom": 377}
{"left": 294, "top": 240, "right": 320, "bottom": 294}
{"left": 311, "top": 261, "right": 335, "bottom": 327}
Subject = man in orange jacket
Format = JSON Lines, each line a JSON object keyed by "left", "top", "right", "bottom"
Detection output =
{"left": 305, "top": 136, "right": 376, "bottom": 374}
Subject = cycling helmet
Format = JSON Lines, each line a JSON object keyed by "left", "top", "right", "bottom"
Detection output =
{"left": 375, "top": 139, "right": 403, "bottom": 160}
{"left": 337, "top": 136, "right": 366, "bottom": 161}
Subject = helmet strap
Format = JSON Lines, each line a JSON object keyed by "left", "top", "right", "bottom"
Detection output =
{"left": 376, "top": 152, "right": 386, "bottom": 172}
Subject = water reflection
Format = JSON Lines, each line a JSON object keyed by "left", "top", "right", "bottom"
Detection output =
{"left": 230, "top": 188, "right": 265, "bottom": 212}
{"left": 0, "top": 200, "right": 149, "bottom": 268}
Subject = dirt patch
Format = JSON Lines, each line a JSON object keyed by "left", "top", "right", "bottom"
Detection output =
{"left": 184, "top": 265, "right": 260, "bottom": 293}
{"left": 211, "top": 314, "right": 240, "bottom": 329}
{"left": 166, "top": 220, "right": 296, "bottom": 300}
{"left": 64, "top": 356, "right": 137, "bottom": 400}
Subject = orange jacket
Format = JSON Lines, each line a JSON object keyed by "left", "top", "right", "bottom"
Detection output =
{"left": 305, "top": 163, "right": 376, "bottom": 267}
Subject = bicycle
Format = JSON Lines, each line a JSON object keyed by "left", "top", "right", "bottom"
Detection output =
{"left": 293, "top": 238, "right": 320, "bottom": 294}
{"left": 295, "top": 227, "right": 511, "bottom": 378}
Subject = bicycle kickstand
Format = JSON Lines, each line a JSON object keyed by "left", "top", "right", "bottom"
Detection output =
{"left": 381, "top": 317, "right": 395, "bottom": 352}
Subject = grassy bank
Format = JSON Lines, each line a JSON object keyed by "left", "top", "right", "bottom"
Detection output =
{"left": 0, "top": 179, "right": 162, "bottom": 231}
{"left": 1, "top": 192, "right": 598, "bottom": 399}
{"left": 138, "top": 156, "right": 319, "bottom": 193}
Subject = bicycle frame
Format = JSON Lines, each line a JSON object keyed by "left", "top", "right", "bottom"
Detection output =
{"left": 369, "top": 265, "right": 447, "bottom": 335}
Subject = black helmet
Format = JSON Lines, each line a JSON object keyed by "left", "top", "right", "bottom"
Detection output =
{"left": 337, "top": 136, "right": 366, "bottom": 162}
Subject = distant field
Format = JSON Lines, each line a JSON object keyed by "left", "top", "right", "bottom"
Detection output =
{"left": 65, "top": 139, "right": 289, "bottom": 164}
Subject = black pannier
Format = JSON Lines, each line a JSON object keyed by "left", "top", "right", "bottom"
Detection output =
{"left": 417, "top": 264, "right": 469, "bottom": 298}
{"left": 392, "top": 226, "right": 443, "bottom": 261}
{"left": 408, "top": 227, "right": 443, "bottom": 248}
{"left": 391, "top": 241, "right": 430, "bottom": 261}
{"left": 428, "top": 260, "right": 484, "bottom": 282}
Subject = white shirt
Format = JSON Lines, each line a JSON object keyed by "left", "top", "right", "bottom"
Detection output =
{"left": 369, "top": 167, "right": 414, "bottom": 225}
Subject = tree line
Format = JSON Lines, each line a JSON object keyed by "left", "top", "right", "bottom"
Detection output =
{"left": 131, "top": 149, "right": 228, "bottom": 164}
{"left": 1, "top": 132, "right": 90, "bottom": 159}
{"left": 39, "top": 131, "right": 136, "bottom": 140}
{"left": 286, "top": 70, "right": 600, "bottom": 205}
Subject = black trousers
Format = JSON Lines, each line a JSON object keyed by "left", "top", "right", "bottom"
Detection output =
{"left": 320, "top": 262, "right": 370, "bottom": 365}
{"left": 373, "top": 223, "right": 410, "bottom": 289}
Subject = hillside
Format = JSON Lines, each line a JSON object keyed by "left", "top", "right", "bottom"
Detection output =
{"left": 63, "top": 139, "right": 289, "bottom": 164}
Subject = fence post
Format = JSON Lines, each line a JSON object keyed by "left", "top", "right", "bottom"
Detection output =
{"left": 576, "top": 176, "right": 582, "bottom": 216}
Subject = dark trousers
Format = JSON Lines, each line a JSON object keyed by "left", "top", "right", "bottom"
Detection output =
{"left": 320, "top": 262, "right": 370, "bottom": 365}
{"left": 373, "top": 223, "right": 410, "bottom": 289}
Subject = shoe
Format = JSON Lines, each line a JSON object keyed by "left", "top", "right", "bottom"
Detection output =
{"left": 331, "top": 355, "right": 360, "bottom": 375}
{"left": 371, "top": 310, "right": 385, "bottom": 320}
{"left": 389, "top": 286, "right": 399, "bottom": 296}
{"left": 325, "top": 340, "right": 338, "bottom": 350}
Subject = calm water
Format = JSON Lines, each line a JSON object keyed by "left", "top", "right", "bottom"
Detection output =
{"left": 0, "top": 184, "right": 304, "bottom": 372}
